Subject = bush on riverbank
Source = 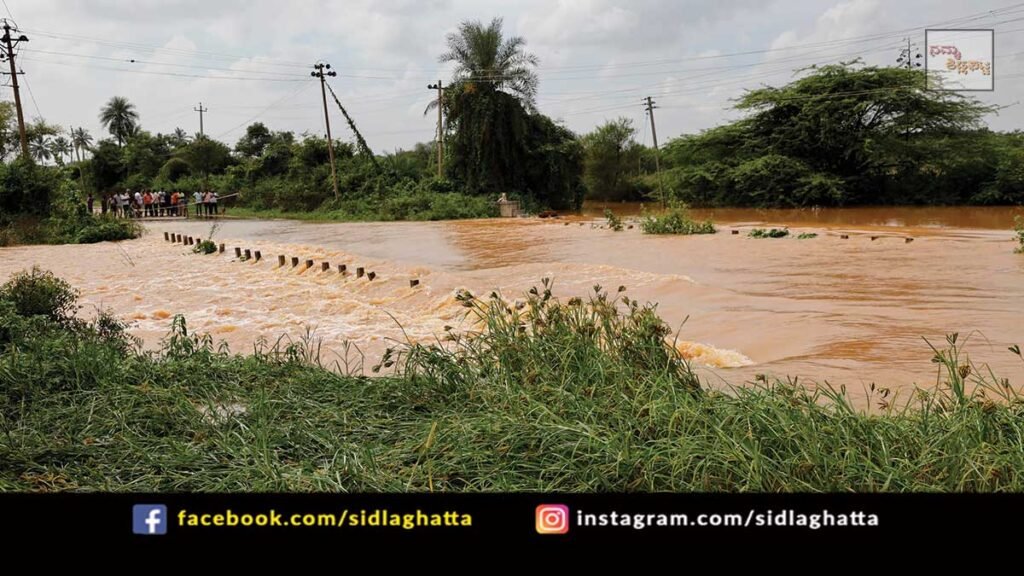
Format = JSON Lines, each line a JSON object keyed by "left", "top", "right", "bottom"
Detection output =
{"left": 1015, "top": 216, "right": 1024, "bottom": 254}
{"left": 2, "top": 269, "right": 1023, "bottom": 492}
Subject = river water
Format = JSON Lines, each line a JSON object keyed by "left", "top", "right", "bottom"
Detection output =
{"left": 2, "top": 204, "right": 1022, "bottom": 400}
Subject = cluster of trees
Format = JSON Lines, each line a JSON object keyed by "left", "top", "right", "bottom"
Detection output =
{"left": 638, "top": 63, "right": 1024, "bottom": 207}
{"left": 4, "top": 21, "right": 1024, "bottom": 242}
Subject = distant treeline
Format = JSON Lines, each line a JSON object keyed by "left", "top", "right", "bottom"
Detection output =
{"left": 588, "top": 63, "right": 1024, "bottom": 207}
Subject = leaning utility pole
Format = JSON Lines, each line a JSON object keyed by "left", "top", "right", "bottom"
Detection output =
{"left": 193, "top": 102, "right": 207, "bottom": 138}
{"left": 1, "top": 19, "right": 29, "bottom": 158}
{"left": 644, "top": 96, "right": 665, "bottom": 208}
{"left": 427, "top": 80, "right": 444, "bottom": 178}
{"left": 312, "top": 62, "right": 339, "bottom": 201}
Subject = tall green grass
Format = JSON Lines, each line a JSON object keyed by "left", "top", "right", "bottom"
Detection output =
{"left": 1, "top": 270, "right": 1022, "bottom": 492}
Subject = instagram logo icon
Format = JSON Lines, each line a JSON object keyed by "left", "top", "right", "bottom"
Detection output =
{"left": 535, "top": 504, "right": 570, "bottom": 534}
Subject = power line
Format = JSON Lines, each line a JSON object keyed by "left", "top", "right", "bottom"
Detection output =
{"left": 214, "top": 80, "right": 315, "bottom": 139}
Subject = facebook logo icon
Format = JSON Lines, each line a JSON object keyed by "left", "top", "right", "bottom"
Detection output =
{"left": 133, "top": 504, "right": 168, "bottom": 535}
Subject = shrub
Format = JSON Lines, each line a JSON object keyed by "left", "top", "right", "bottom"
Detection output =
{"left": 640, "top": 204, "right": 716, "bottom": 235}
{"left": 75, "top": 218, "right": 141, "bottom": 244}
{"left": 749, "top": 228, "right": 790, "bottom": 238}
{"left": 0, "top": 266, "right": 78, "bottom": 324}
{"left": 796, "top": 232, "right": 818, "bottom": 240}
{"left": 604, "top": 208, "right": 624, "bottom": 231}
{"left": 193, "top": 239, "right": 217, "bottom": 255}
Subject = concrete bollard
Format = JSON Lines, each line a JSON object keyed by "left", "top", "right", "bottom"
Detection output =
{"left": 356, "top": 267, "right": 364, "bottom": 278}
{"left": 244, "top": 249, "right": 251, "bottom": 260}
{"left": 176, "top": 234, "right": 182, "bottom": 243}
{"left": 187, "top": 237, "right": 194, "bottom": 245}
{"left": 367, "top": 271, "right": 376, "bottom": 281}
{"left": 219, "top": 244, "right": 225, "bottom": 254}
{"left": 235, "top": 247, "right": 242, "bottom": 258}
{"left": 840, "top": 235, "right": 849, "bottom": 239}
{"left": 410, "top": 279, "right": 420, "bottom": 288}
{"left": 164, "top": 232, "right": 169, "bottom": 241}
{"left": 905, "top": 237, "right": 914, "bottom": 243}
{"left": 278, "top": 255, "right": 286, "bottom": 267}
{"left": 254, "top": 251, "right": 261, "bottom": 262}
{"left": 291, "top": 257, "right": 299, "bottom": 268}
{"left": 305, "top": 259, "right": 313, "bottom": 270}
{"left": 731, "top": 230, "right": 739, "bottom": 235}
{"left": 322, "top": 262, "right": 330, "bottom": 272}
{"left": 338, "top": 264, "right": 347, "bottom": 274}
{"left": 871, "top": 236, "right": 879, "bottom": 241}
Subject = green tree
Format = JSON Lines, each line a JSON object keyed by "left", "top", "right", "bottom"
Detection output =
{"left": 176, "top": 137, "right": 234, "bottom": 176}
{"left": 29, "top": 134, "right": 52, "bottom": 163}
{"left": 235, "top": 122, "right": 273, "bottom": 158}
{"left": 170, "top": 127, "right": 190, "bottom": 148}
{"left": 71, "top": 127, "right": 93, "bottom": 163}
{"left": 88, "top": 140, "right": 125, "bottom": 193}
{"left": 50, "top": 137, "right": 72, "bottom": 165}
{"left": 432, "top": 17, "right": 539, "bottom": 112}
{"left": 99, "top": 96, "right": 139, "bottom": 147}
{"left": 582, "top": 118, "right": 642, "bottom": 201}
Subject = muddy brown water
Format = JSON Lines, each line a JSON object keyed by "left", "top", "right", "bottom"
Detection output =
{"left": 2, "top": 204, "right": 1022, "bottom": 402}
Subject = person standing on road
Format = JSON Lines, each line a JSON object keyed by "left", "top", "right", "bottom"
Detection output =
{"left": 193, "top": 190, "right": 203, "bottom": 218}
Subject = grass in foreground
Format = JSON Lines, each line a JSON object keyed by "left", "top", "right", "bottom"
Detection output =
{"left": 1, "top": 270, "right": 1023, "bottom": 492}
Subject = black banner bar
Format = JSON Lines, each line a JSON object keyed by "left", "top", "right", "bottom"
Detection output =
{"left": 2, "top": 493, "right": 1021, "bottom": 545}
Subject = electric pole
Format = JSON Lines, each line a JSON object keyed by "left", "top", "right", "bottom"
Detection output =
{"left": 1, "top": 19, "right": 29, "bottom": 158}
{"left": 193, "top": 102, "right": 207, "bottom": 138}
{"left": 312, "top": 62, "right": 339, "bottom": 201}
{"left": 896, "top": 37, "right": 923, "bottom": 70}
{"left": 644, "top": 96, "right": 665, "bottom": 208}
{"left": 427, "top": 80, "right": 444, "bottom": 178}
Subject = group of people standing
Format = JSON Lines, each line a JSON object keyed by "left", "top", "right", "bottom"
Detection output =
{"left": 89, "top": 189, "right": 221, "bottom": 219}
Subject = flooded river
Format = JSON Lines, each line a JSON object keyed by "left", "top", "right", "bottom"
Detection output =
{"left": 2, "top": 204, "right": 1022, "bottom": 400}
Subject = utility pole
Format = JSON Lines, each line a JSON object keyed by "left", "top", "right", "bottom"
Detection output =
{"left": 1, "top": 19, "right": 29, "bottom": 158}
{"left": 644, "top": 96, "right": 665, "bottom": 208}
{"left": 312, "top": 62, "right": 339, "bottom": 201}
{"left": 896, "top": 37, "right": 923, "bottom": 70}
{"left": 193, "top": 102, "right": 207, "bottom": 138}
{"left": 427, "top": 80, "right": 444, "bottom": 178}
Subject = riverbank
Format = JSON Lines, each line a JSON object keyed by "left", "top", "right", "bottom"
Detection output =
{"left": 2, "top": 267, "right": 1022, "bottom": 492}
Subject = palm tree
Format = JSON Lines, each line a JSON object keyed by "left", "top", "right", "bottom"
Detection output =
{"left": 71, "top": 127, "right": 93, "bottom": 162}
{"left": 427, "top": 17, "right": 539, "bottom": 115}
{"left": 99, "top": 96, "right": 139, "bottom": 146}
{"left": 171, "top": 127, "right": 190, "bottom": 147}
{"left": 29, "top": 134, "right": 52, "bottom": 163}
{"left": 50, "top": 136, "right": 72, "bottom": 165}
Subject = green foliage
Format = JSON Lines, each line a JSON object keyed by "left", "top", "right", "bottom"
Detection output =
{"left": 235, "top": 122, "right": 273, "bottom": 158}
{"left": 640, "top": 204, "right": 716, "bottom": 235}
{"left": 749, "top": 228, "right": 790, "bottom": 238}
{"left": 45, "top": 179, "right": 141, "bottom": 244}
{"left": 193, "top": 239, "right": 218, "bottom": 255}
{"left": 660, "top": 63, "right": 1013, "bottom": 207}
{"left": 604, "top": 208, "right": 624, "bottom": 231}
{"left": 158, "top": 157, "right": 192, "bottom": 182}
{"left": 796, "top": 232, "right": 818, "bottom": 239}
{"left": 583, "top": 118, "right": 643, "bottom": 201}
{"left": 0, "top": 266, "right": 78, "bottom": 324}
{"left": 0, "top": 157, "right": 59, "bottom": 215}
{"left": 3, "top": 272, "right": 1024, "bottom": 492}
{"left": 99, "top": 96, "right": 139, "bottom": 146}
{"left": 176, "top": 137, "right": 235, "bottom": 175}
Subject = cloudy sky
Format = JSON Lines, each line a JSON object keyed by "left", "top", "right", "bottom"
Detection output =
{"left": 5, "top": 0, "right": 1024, "bottom": 152}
